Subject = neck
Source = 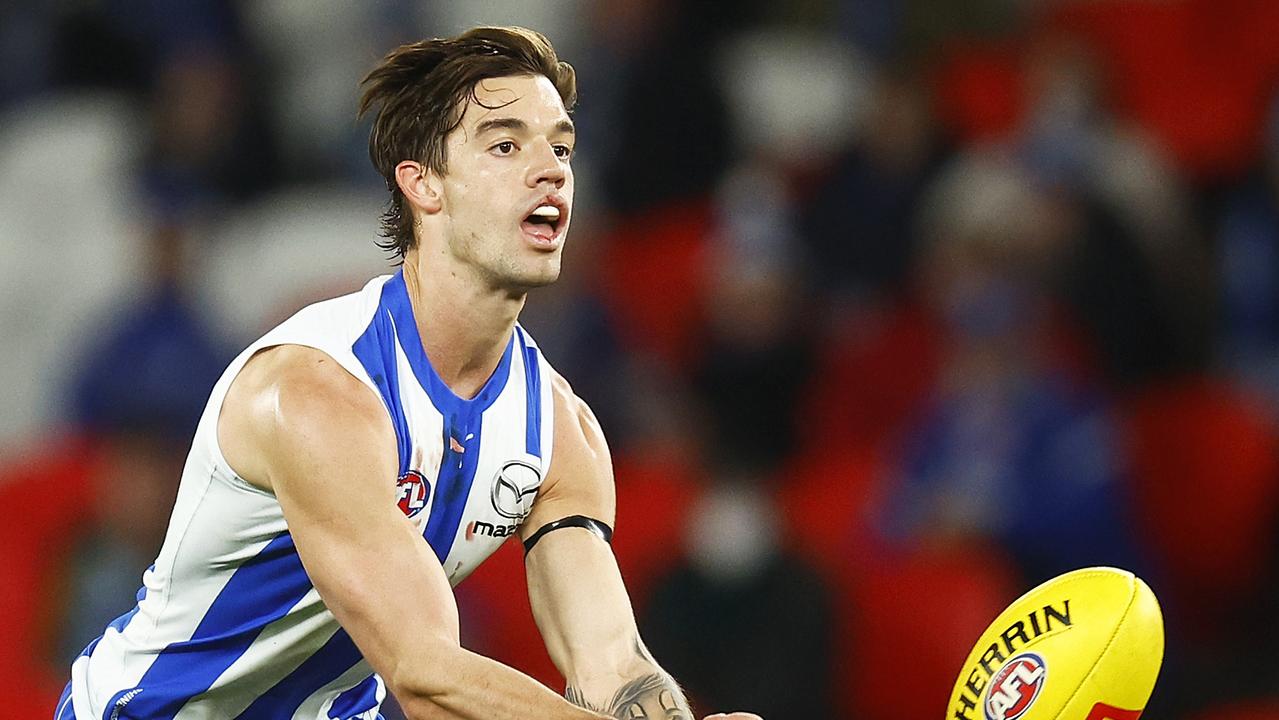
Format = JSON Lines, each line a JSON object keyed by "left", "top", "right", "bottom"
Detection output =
{"left": 401, "top": 249, "right": 526, "bottom": 400}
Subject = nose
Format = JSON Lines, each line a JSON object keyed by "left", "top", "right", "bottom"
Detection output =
{"left": 525, "top": 139, "right": 566, "bottom": 189}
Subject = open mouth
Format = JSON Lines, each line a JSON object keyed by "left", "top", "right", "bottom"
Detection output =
{"left": 521, "top": 201, "right": 566, "bottom": 245}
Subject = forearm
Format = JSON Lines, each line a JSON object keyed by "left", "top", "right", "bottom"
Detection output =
{"left": 393, "top": 643, "right": 611, "bottom": 720}
{"left": 563, "top": 638, "right": 693, "bottom": 720}
{"left": 523, "top": 523, "right": 692, "bottom": 719}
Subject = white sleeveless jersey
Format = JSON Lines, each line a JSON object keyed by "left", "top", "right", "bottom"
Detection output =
{"left": 68, "top": 272, "right": 556, "bottom": 720}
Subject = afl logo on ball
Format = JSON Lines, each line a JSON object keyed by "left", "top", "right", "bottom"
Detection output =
{"left": 984, "top": 653, "right": 1046, "bottom": 720}
{"left": 396, "top": 470, "right": 430, "bottom": 518}
{"left": 491, "top": 460, "right": 542, "bottom": 520}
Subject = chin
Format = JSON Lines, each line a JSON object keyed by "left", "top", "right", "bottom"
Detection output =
{"left": 502, "top": 263, "right": 562, "bottom": 292}
{"left": 523, "top": 268, "right": 562, "bottom": 289}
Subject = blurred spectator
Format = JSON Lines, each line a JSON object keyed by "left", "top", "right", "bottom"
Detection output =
{"left": 692, "top": 163, "right": 815, "bottom": 473}
{"left": 640, "top": 479, "right": 836, "bottom": 720}
{"left": 0, "top": 91, "right": 144, "bottom": 445}
{"left": 143, "top": 45, "right": 278, "bottom": 208}
{"left": 1217, "top": 89, "right": 1279, "bottom": 417}
{"left": 242, "top": 0, "right": 407, "bottom": 184}
{"left": 598, "top": 4, "right": 735, "bottom": 214}
{"left": 0, "top": 6, "right": 53, "bottom": 105}
{"left": 56, "top": 218, "right": 229, "bottom": 659}
{"left": 877, "top": 152, "right": 1142, "bottom": 584}
{"left": 30, "top": 1, "right": 282, "bottom": 207}
{"left": 47, "top": 0, "right": 245, "bottom": 99}
{"left": 716, "top": 29, "right": 871, "bottom": 173}
{"left": 0, "top": 211, "right": 229, "bottom": 713}
{"left": 1016, "top": 29, "right": 1212, "bottom": 389}
{"left": 3, "top": 4, "right": 1279, "bottom": 717}
{"left": 70, "top": 222, "right": 227, "bottom": 440}
{"left": 800, "top": 68, "right": 946, "bottom": 303}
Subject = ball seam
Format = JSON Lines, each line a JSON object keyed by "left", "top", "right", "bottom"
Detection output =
{"left": 1050, "top": 576, "right": 1137, "bottom": 720}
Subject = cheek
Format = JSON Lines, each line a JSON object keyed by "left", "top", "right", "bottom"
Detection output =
{"left": 446, "top": 182, "right": 494, "bottom": 224}
{"left": 449, "top": 166, "right": 519, "bottom": 211}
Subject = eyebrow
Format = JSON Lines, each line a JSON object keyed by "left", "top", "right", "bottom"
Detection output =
{"left": 474, "top": 117, "right": 576, "bottom": 137}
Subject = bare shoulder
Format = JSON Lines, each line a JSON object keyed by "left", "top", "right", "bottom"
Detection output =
{"left": 549, "top": 370, "right": 609, "bottom": 462}
{"left": 520, "top": 370, "right": 616, "bottom": 534}
{"left": 219, "top": 344, "right": 395, "bottom": 492}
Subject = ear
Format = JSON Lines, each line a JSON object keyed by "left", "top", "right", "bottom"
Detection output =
{"left": 394, "top": 160, "right": 443, "bottom": 215}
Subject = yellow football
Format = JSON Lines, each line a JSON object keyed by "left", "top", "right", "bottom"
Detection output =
{"left": 944, "top": 566, "right": 1164, "bottom": 720}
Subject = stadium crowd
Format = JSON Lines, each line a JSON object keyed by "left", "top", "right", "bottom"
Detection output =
{"left": 1, "top": 1, "right": 1277, "bottom": 718}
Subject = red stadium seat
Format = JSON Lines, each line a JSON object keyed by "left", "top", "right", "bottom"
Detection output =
{"left": 776, "top": 444, "right": 886, "bottom": 595}
{"left": 1046, "top": 0, "right": 1279, "bottom": 178}
{"left": 931, "top": 0, "right": 1279, "bottom": 178}
{"left": 595, "top": 199, "right": 714, "bottom": 371}
{"left": 795, "top": 302, "right": 940, "bottom": 459}
{"left": 610, "top": 451, "right": 703, "bottom": 611}
{"left": 1124, "top": 377, "right": 1279, "bottom": 640}
{"left": 846, "top": 542, "right": 1019, "bottom": 719}
{"left": 0, "top": 434, "right": 103, "bottom": 718}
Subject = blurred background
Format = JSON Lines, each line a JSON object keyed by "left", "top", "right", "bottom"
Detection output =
{"left": 1, "top": 1, "right": 1277, "bottom": 718}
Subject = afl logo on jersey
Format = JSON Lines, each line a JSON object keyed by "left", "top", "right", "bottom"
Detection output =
{"left": 491, "top": 460, "right": 542, "bottom": 520}
{"left": 396, "top": 469, "right": 431, "bottom": 518}
{"left": 984, "top": 653, "right": 1046, "bottom": 720}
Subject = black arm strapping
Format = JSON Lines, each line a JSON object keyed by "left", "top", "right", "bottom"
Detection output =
{"left": 522, "top": 514, "right": 614, "bottom": 555}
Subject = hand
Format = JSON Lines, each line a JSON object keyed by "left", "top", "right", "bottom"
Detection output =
{"left": 703, "top": 714, "right": 763, "bottom": 720}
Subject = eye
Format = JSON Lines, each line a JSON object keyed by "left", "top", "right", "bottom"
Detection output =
{"left": 553, "top": 144, "right": 573, "bottom": 160}
{"left": 492, "top": 141, "right": 516, "bottom": 155}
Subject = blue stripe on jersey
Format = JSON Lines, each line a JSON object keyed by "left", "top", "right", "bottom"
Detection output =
{"left": 352, "top": 300, "right": 413, "bottom": 476}
{"left": 235, "top": 629, "right": 365, "bottom": 719}
{"left": 54, "top": 681, "right": 75, "bottom": 720}
{"left": 328, "top": 674, "right": 381, "bottom": 719}
{"left": 109, "top": 583, "right": 148, "bottom": 632}
{"left": 81, "top": 581, "right": 147, "bottom": 661}
{"left": 516, "top": 328, "right": 542, "bottom": 458}
{"left": 120, "top": 532, "right": 313, "bottom": 720}
{"left": 382, "top": 271, "right": 514, "bottom": 415}
{"left": 423, "top": 411, "right": 485, "bottom": 562}
{"left": 80, "top": 570, "right": 153, "bottom": 660}
{"left": 376, "top": 270, "right": 513, "bottom": 562}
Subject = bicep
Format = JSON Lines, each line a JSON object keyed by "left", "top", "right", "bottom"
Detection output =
{"left": 271, "top": 428, "right": 461, "bottom": 651}
{"left": 521, "top": 382, "right": 616, "bottom": 537}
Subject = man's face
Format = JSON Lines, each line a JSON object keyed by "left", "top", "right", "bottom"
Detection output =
{"left": 436, "top": 73, "right": 575, "bottom": 291}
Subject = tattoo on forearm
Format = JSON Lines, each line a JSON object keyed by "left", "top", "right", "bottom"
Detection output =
{"left": 564, "top": 685, "right": 591, "bottom": 709}
{"left": 565, "top": 673, "right": 693, "bottom": 720}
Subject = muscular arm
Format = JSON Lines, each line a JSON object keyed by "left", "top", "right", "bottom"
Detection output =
{"left": 527, "top": 532, "right": 690, "bottom": 719}
{"left": 520, "top": 374, "right": 694, "bottom": 719}
{"left": 219, "top": 345, "right": 607, "bottom": 720}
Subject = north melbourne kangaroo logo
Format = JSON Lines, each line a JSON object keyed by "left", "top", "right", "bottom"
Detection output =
{"left": 491, "top": 460, "right": 542, "bottom": 520}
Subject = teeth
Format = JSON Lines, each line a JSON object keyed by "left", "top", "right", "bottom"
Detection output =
{"left": 531, "top": 205, "right": 560, "bottom": 221}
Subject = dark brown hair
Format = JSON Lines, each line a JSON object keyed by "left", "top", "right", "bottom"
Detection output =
{"left": 358, "top": 26, "right": 577, "bottom": 259}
